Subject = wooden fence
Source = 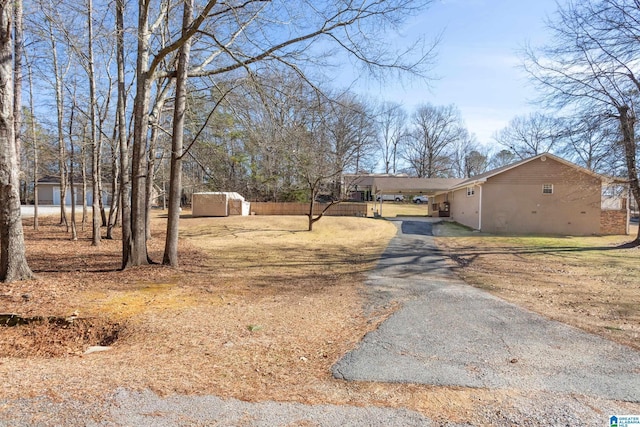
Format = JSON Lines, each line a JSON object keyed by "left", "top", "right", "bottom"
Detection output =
{"left": 250, "top": 202, "right": 368, "bottom": 217}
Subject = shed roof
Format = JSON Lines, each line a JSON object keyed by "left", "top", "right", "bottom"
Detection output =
{"left": 193, "top": 191, "right": 245, "bottom": 201}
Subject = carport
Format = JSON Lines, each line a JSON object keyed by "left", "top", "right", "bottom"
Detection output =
{"left": 349, "top": 176, "right": 464, "bottom": 216}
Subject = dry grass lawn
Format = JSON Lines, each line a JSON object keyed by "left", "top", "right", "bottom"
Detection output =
{"left": 368, "top": 202, "right": 431, "bottom": 218}
{"left": 1, "top": 211, "right": 638, "bottom": 424}
{"left": 434, "top": 221, "right": 640, "bottom": 351}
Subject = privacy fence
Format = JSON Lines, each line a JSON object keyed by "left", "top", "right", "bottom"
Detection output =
{"left": 250, "top": 202, "right": 368, "bottom": 217}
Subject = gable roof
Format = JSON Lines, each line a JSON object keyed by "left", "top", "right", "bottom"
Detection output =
{"left": 344, "top": 154, "right": 625, "bottom": 197}
{"left": 446, "top": 153, "right": 623, "bottom": 192}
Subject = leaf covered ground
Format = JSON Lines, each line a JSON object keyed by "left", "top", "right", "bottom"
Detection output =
{"left": 1, "top": 212, "right": 638, "bottom": 424}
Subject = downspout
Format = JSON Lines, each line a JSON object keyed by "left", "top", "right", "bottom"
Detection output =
{"left": 478, "top": 184, "right": 482, "bottom": 231}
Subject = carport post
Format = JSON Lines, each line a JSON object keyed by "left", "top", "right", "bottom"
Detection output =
{"left": 373, "top": 190, "right": 383, "bottom": 217}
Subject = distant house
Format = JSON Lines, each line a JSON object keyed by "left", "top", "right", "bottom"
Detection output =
{"left": 36, "top": 176, "right": 110, "bottom": 206}
{"left": 430, "top": 153, "right": 629, "bottom": 236}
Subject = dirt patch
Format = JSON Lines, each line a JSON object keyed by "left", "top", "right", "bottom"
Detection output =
{"left": 0, "top": 316, "right": 123, "bottom": 358}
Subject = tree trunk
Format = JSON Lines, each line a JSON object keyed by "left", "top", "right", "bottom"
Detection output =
{"left": 163, "top": 0, "right": 193, "bottom": 267}
{"left": 617, "top": 106, "right": 640, "bottom": 243}
{"left": 48, "top": 21, "right": 68, "bottom": 229}
{"left": 128, "top": 0, "right": 152, "bottom": 267}
{"left": 80, "top": 134, "right": 87, "bottom": 230}
{"left": 106, "top": 121, "right": 119, "bottom": 239}
{"left": 87, "top": 0, "right": 100, "bottom": 246}
{"left": 145, "top": 130, "right": 156, "bottom": 240}
{"left": 307, "top": 199, "right": 316, "bottom": 231}
{"left": 146, "top": 81, "right": 171, "bottom": 240}
{"left": 0, "top": 0, "right": 32, "bottom": 282}
{"left": 68, "top": 96, "right": 78, "bottom": 239}
{"left": 69, "top": 131, "right": 77, "bottom": 241}
{"left": 116, "top": 0, "right": 131, "bottom": 268}
{"left": 26, "top": 57, "right": 37, "bottom": 230}
{"left": 13, "top": 0, "right": 21, "bottom": 174}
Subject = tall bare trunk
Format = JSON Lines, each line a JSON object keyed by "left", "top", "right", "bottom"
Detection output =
{"left": 130, "top": 55, "right": 152, "bottom": 265}
{"left": 0, "top": 0, "right": 32, "bottom": 282}
{"left": 87, "top": 0, "right": 100, "bottom": 245}
{"left": 163, "top": 0, "right": 193, "bottom": 266}
{"left": 617, "top": 106, "right": 640, "bottom": 243}
{"left": 48, "top": 21, "right": 68, "bottom": 229}
{"left": 146, "top": 81, "right": 171, "bottom": 240}
{"left": 68, "top": 93, "right": 78, "bottom": 240}
{"left": 13, "top": 0, "right": 21, "bottom": 175}
{"left": 26, "top": 56, "right": 37, "bottom": 230}
{"left": 116, "top": 0, "right": 131, "bottom": 268}
{"left": 80, "top": 136, "right": 87, "bottom": 230}
{"left": 69, "top": 123, "right": 77, "bottom": 241}
{"left": 106, "top": 120, "right": 119, "bottom": 239}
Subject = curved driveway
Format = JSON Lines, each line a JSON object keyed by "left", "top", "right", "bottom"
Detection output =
{"left": 333, "top": 217, "right": 640, "bottom": 402}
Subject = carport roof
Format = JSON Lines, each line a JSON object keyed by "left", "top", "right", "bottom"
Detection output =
{"left": 348, "top": 175, "right": 465, "bottom": 195}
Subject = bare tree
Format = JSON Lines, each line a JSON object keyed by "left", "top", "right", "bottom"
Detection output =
{"left": 42, "top": 5, "right": 71, "bottom": 229}
{"left": 489, "top": 149, "right": 516, "bottom": 169}
{"left": 128, "top": 0, "right": 220, "bottom": 267}
{"left": 25, "top": 54, "right": 39, "bottom": 230}
{"left": 68, "top": 88, "right": 78, "bottom": 241}
{"left": 377, "top": 101, "right": 407, "bottom": 174}
{"left": 122, "top": 0, "right": 437, "bottom": 265}
{"left": 523, "top": 0, "right": 640, "bottom": 243}
{"left": 163, "top": 0, "right": 193, "bottom": 267}
{"left": 13, "top": 0, "right": 22, "bottom": 174}
{"left": 450, "top": 131, "right": 489, "bottom": 178}
{"left": 0, "top": 0, "right": 33, "bottom": 282}
{"left": 86, "top": 0, "right": 100, "bottom": 246}
{"left": 557, "top": 113, "right": 621, "bottom": 174}
{"left": 115, "top": 0, "right": 131, "bottom": 268}
{"left": 404, "top": 103, "right": 466, "bottom": 177}
{"left": 493, "top": 112, "right": 562, "bottom": 159}
{"left": 295, "top": 101, "right": 343, "bottom": 232}
{"left": 325, "top": 92, "right": 377, "bottom": 193}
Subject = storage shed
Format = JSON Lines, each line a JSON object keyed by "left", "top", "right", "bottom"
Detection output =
{"left": 192, "top": 192, "right": 250, "bottom": 217}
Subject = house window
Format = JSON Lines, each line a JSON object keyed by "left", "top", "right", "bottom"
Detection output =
{"left": 542, "top": 184, "right": 553, "bottom": 194}
{"left": 466, "top": 186, "right": 475, "bottom": 197}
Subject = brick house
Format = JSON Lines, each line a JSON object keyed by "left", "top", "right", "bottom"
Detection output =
{"left": 430, "top": 153, "right": 629, "bottom": 235}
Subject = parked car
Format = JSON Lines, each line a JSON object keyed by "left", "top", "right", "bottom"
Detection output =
{"left": 376, "top": 194, "right": 404, "bottom": 202}
{"left": 412, "top": 195, "right": 428, "bottom": 204}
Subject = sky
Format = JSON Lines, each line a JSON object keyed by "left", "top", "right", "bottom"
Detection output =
{"left": 348, "top": 0, "right": 561, "bottom": 144}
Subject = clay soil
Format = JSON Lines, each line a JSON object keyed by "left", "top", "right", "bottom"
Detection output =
{"left": 0, "top": 212, "right": 638, "bottom": 424}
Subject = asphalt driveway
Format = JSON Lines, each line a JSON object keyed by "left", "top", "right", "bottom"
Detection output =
{"left": 332, "top": 217, "right": 640, "bottom": 403}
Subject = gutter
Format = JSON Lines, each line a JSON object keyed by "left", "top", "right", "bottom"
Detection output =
{"left": 447, "top": 177, "right": 488, "bottom": 192}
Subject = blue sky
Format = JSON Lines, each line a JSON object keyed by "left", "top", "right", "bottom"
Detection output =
{"left": 351, "top": 0, "right": 561, "bottom": 145}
